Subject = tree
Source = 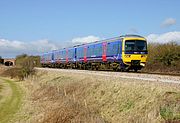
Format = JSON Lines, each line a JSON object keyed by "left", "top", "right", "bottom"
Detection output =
{"left": 0, "top": 56, "right": 3, "bottom": 64}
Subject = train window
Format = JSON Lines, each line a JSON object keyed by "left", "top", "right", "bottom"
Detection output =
{"left": 63, "top": 51, "right": 66, "bottom": 59}
{"left": 73, "top": 50, "right": 75, "bottom": 58}
{"left": 136, "top": 41, "right": 147, "bottom": 51}
{"left": 88, "top": 48, "right": 90, "bottom": 57}
{"left": 87, "top": 46, "right": 92, "bottom": 57}
{"left": 106, "top": 42, "right": 119, "bottom": 56}
{"left": 77, "top": 47, "right": 84, "bottom": 58}
{"left": 107, "top": 43, "right": 112, "bottom": 56}
{"left": 87, "top": 46, "right": 91, "bottom": 57}
{"left": 125, "top": 41, "right": 135, "bottom": 51}
{"left": 94, "top": 46, "right": 97, "bottom": 56}
{"left": 97, "top": 45, "right": 102, "bottom": 56}
{"left": 68, "top": 50, "right": 71, "bottom": 58}
{"left": 92, "top": 46, "right": 94, "bottom": 56}
{"left": 113, "top": 44, "right": 118, "bottom": 54}
{"left": 125, "top": 40, "right": 147, "bottom": 52}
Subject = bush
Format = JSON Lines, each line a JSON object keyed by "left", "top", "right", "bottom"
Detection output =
{"left": 0, "top": 56, "right": 4, "bottom": 64}
{"left": 16, "top": 54, "right": 41, "bottom": 67}
{"left": 1, "top": 54, "right": 39, "bottom": 80}
{"left": 144, "top": 42, "right": 180, "bottom": 73}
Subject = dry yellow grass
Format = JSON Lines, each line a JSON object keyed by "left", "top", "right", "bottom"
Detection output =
{"left": 14, "top": 70, "right": 180, "bottom": 123}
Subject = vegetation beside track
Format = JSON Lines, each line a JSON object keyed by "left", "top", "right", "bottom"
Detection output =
{"left": 143, "top": 42, "right": 180, "bottom": 74}
{"left": 0, "top": 78, "right": 23, "bottom": 123}
{"left": 19, "top": 70, "right": 180, "bottom": 123}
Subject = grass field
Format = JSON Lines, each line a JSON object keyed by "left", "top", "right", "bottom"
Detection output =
{"left": 0, "top": 78, "right": 23, "bottom": 123}
{"left": 19, "top": 70, "right": 180, "bottom": 123}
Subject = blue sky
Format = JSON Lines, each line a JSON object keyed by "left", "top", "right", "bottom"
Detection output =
{"left": 0, "top": 0, "right": 180, "bottom": 57}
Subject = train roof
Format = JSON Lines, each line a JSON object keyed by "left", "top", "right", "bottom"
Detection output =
{"left": 120, "top": 34, "right": 145, "bottom": 38}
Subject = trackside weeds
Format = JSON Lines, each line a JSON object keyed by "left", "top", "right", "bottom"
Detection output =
{"left": 15, "top": 69, "right": 180, "bottom": 123}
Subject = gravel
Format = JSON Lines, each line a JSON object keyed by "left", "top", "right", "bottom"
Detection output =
{"left": 36, "top": 68, "right": 180, "bottom": 84}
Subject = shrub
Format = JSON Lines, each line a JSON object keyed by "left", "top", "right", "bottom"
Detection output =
{"left": 144, "top": 42, "right": 180, "bottom": 73}
{"left": 0, "top": 56, "right": 4, "bottom": 64}
{"left": 1, "top": 54, "right": 39, "bottom": 80}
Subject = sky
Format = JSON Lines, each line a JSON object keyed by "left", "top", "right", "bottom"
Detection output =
{"left": 0, "top": 0, "right": 180, "bottom": 58}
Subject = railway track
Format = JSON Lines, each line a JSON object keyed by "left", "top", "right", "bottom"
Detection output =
{"left": 36, "top": 68, "right": 180, "bottom": 84}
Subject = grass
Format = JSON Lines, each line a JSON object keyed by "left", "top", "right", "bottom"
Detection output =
{"left": 0, "top": 84, "right": 2, "bottom": 92}
{"left": 0, "top": 84, "right": 3, "bottom": 101}
{"left": 0, "top": 78, "right": 23, "bottom": 123}
{"left": 19, "top": 70, "right": 180, "bottom": 123}
{"left": 118, "top": 99, "right": 135, "bottom": 112}
{"left": 159, "top": 92, "right": 180, "bottom": 122}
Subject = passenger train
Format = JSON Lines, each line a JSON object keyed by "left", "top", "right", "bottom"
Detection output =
{"left": 40, "top": 35, "right": 148, "bottom": 72}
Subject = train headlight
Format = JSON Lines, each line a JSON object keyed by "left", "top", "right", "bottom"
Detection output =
{"left": 140, "top": 63, "right": 145, "bottom": 66}
{"left": 125, "top": 55, "right": 131, "bottom": 58}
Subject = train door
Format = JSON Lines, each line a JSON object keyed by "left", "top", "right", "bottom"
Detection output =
{"left": 74, "top": 48, "right": 77, "bottom": 62}
{"left": 84, "top": 46, "right": 87, "bottom": 62}
{"left": 102, "top": 42, "right": 107, "bottom": 62}
{"left": 52, "top": 52, "right": 55, "bottom": 63}
{"left": 66, "top": 49, "right": 68, "bottom": 63}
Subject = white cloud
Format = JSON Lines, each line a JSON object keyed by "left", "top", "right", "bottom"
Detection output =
{"left": 0, "top": 35, "right": 101, "bottom": 58}
{"left": 72, "top": 35, "right": 101, "bottom": 44}
{"left": 29, "top": 39, "right": 58, "bottom": 52}
{"left": 146, "top": 31, "right": 180, "bottom": 44}
{"left": 0, "top": 38, "right": 59, "bottom": 58}
{"left": 161, "top": 18, "right": 176, "bottom": 27}
{"left": 0, "top": 39, "right": 25, "bottom": 49}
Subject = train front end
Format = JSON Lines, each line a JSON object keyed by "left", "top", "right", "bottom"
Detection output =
{"left": 122, "top": 35, "right": 148, "bottom": 71}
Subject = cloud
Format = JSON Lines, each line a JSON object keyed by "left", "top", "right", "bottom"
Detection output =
{"left": 29, "top": 39, "right": 58, "bottom": 53}
{"left": 161, "top": 18, "right": 176, "bottom": 27}
{"left": 0, "top": 35, "right": 101, "bottom": 58}
{"left": 0, "top": 39, "right": 26, "bottom": 49}
{"left": 0, "top": 38, "right": 59, "bottom": 58}
{"left": 146, "top": 31, "right": 180, "bottom": 44}
{"left": 71, "top": 35, "right": 101, "bottom": 45}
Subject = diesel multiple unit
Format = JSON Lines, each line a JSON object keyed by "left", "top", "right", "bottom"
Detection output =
{"left": 41, "top": 35, "right": 148, "bottom": 72}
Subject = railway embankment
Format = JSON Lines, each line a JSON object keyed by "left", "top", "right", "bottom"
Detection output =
{"left": 10, "top": 68, "right": 180, "bottom": 123}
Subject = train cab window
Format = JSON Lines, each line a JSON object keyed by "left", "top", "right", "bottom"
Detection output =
{"left": 125, "top": 40, "right": 147, "bottom": 52}
{"left": 136, "top": 41, "right": 147, "bottom": 51}
{"left": 125, "top": 41, "right": 135, "bottom": 51}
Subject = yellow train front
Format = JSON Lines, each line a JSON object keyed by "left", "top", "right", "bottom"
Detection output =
{"left": 121, "top": 35, "right": 148, "bottom": 71}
